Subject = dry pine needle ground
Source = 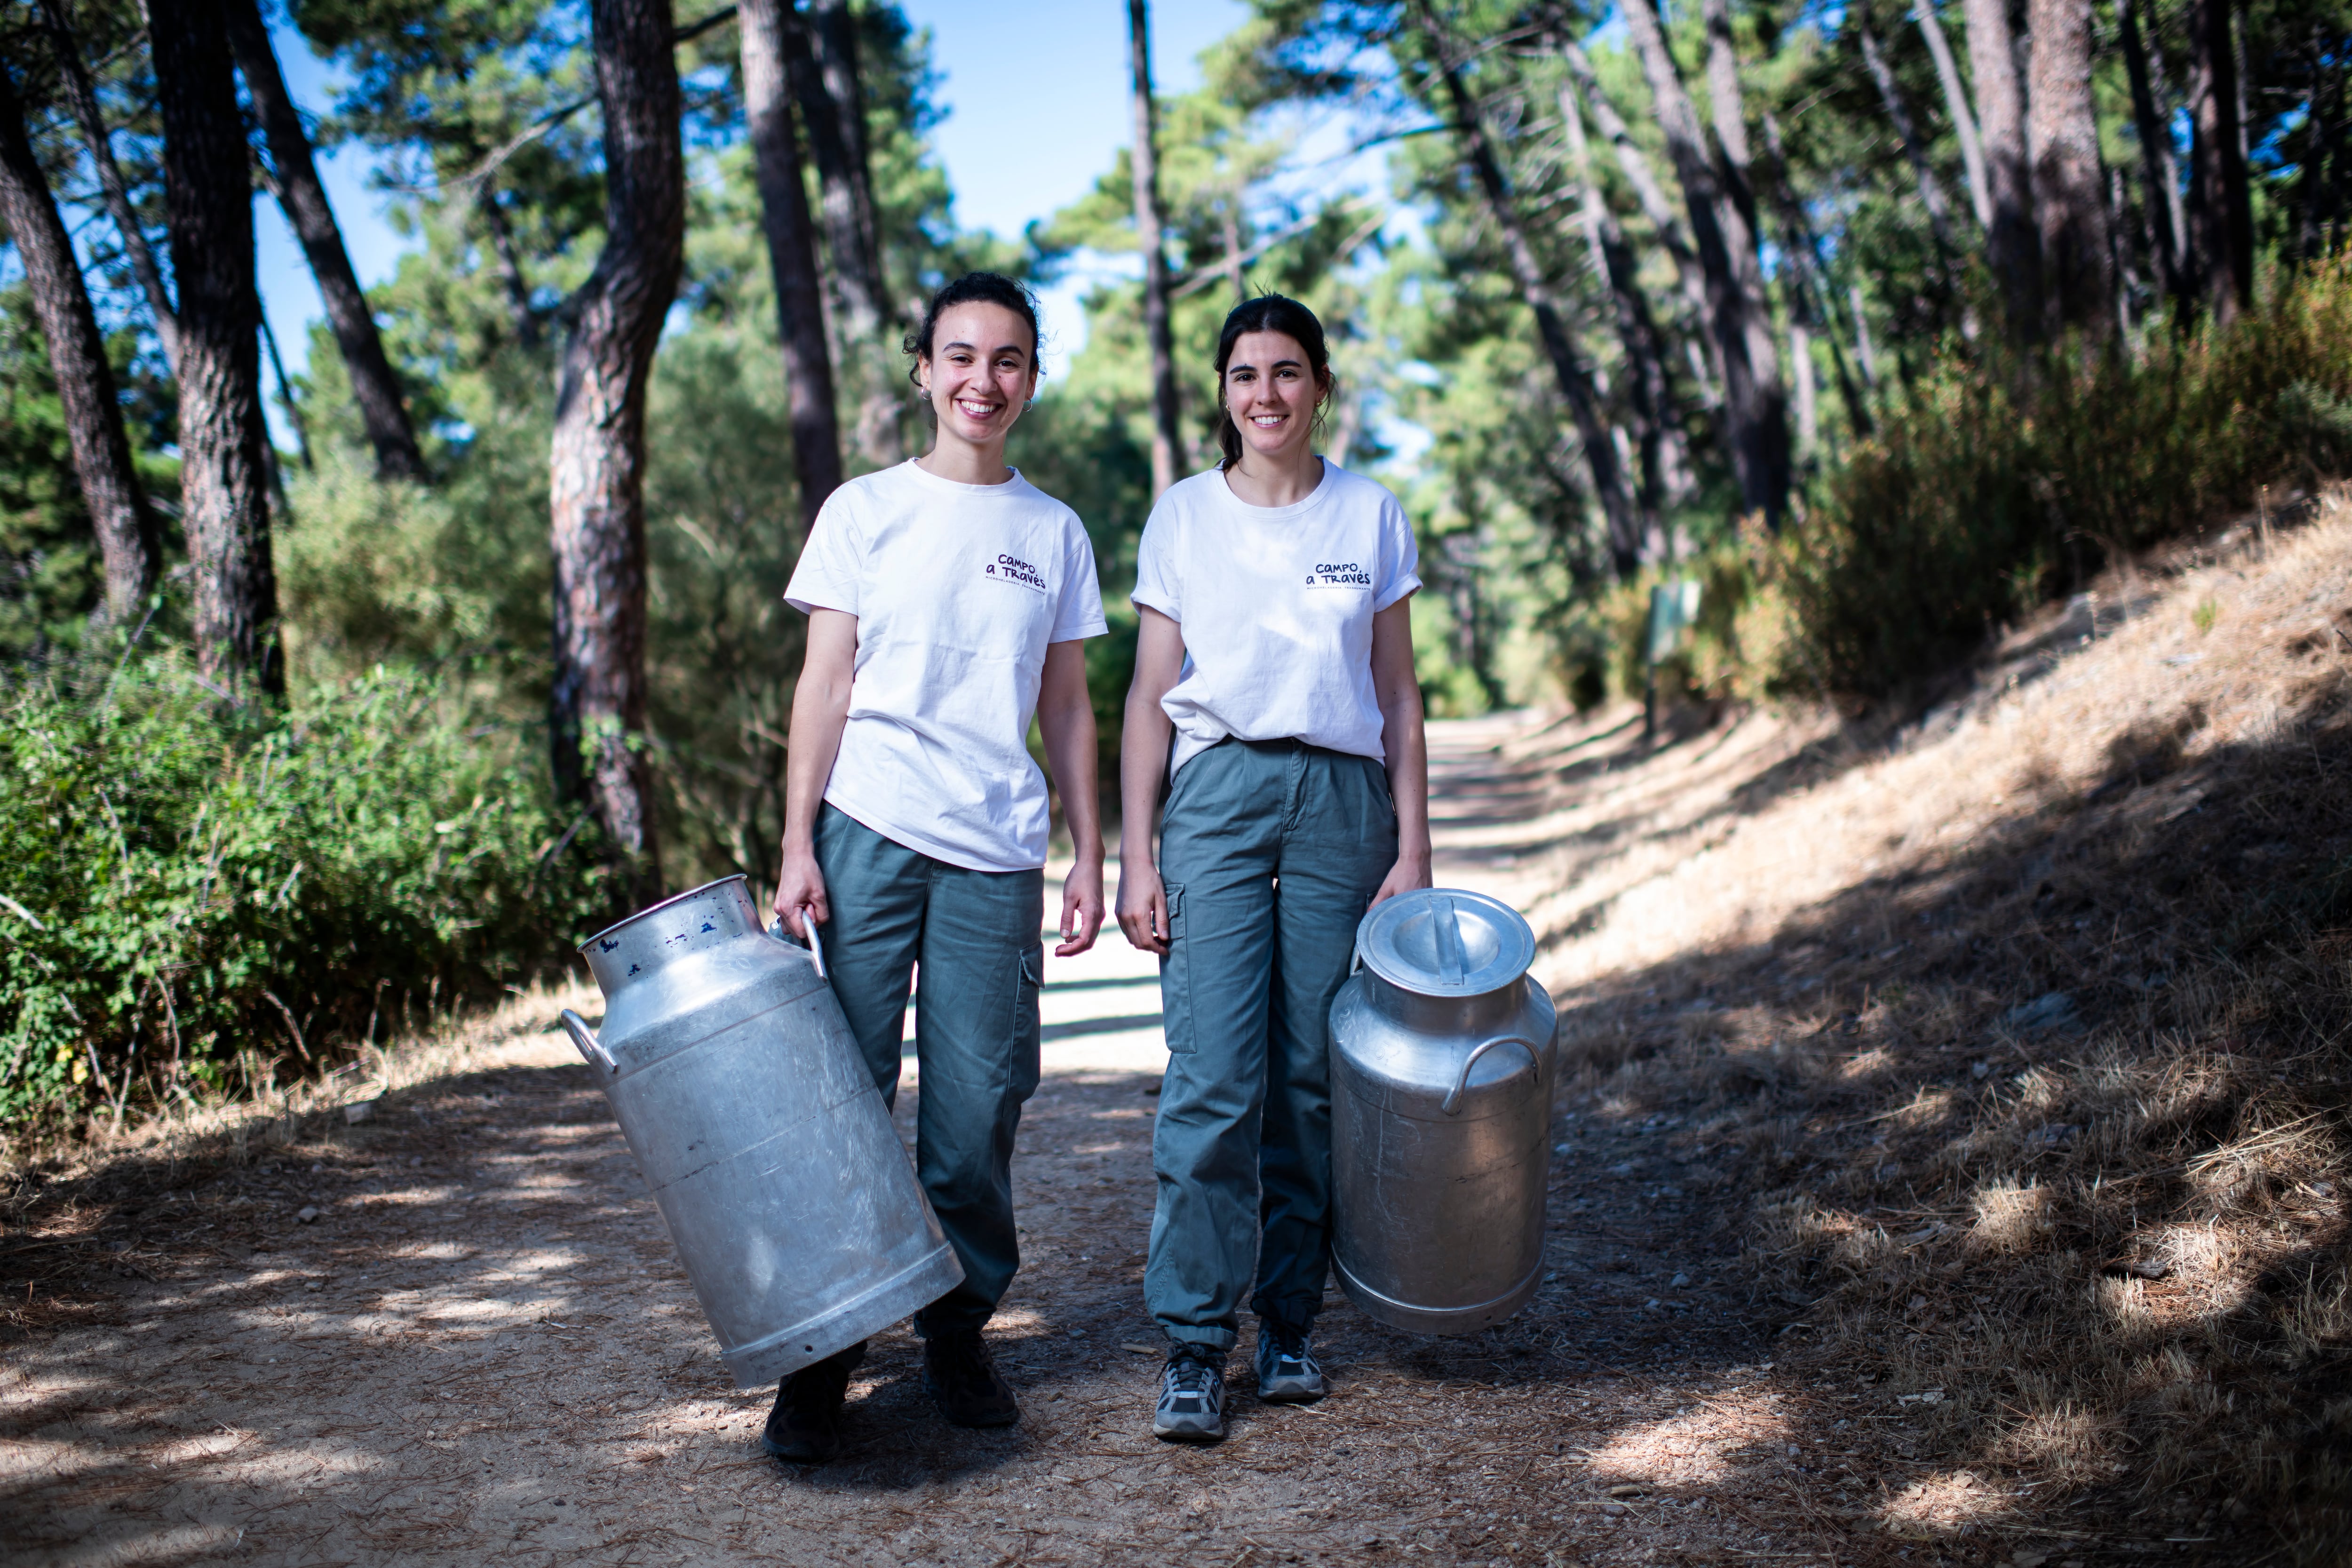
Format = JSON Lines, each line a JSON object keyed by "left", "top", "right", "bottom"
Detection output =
{"left": 4, "top": 493, "right": 2352, "bottom": 1566}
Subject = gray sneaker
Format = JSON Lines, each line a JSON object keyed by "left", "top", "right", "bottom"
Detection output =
{"left": 1253, "top": 1322, "right": 1327, "bottom": 1404}
{"left": 1153, "top": 1345, "right": 1226, "bottom": 1442}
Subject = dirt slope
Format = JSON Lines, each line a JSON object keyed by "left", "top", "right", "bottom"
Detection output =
{"left": 6, "top": 494, "right": 2349, "bottom": 1566}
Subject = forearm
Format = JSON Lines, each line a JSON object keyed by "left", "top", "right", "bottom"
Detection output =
{"left": 1382, "top": 694, "right": 1432, "bottom": 863}
{"left": 1038, "top": 692, "right": 1103, "bottom": 865}
{"left": 781, "top": 668, "right": 850, "bottom": 852}
{"left": 1118, "top": 689, "right": 1175, "bottom": 870}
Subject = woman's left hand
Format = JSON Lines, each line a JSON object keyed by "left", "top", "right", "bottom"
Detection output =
{"left": 1057, "top": 858, "right": 1105, "bottom": 956}
{"left": 1367, "top": 850, "right": 1433, "bottom": 908}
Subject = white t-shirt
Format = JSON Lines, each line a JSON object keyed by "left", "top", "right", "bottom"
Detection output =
{"left": 1131, "top": 461, "right": 1420, "bottom": 776}
{"left": 784, "top": 460, "right": 1107, "bottom": 872}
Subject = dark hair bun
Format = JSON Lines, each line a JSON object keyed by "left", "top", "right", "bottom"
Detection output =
{"left": 904, "top": 272, "right": 1046, "bottom": 387}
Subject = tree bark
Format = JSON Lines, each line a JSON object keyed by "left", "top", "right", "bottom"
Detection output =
{"left": 1559, "top": 72, "right": 1691, "bottom": 527}
{"left": 475, "top": 180, "right": 543, "bottom": 349}
{"left": 740, "top": 0, "right": 843, "bottom": 533}
{"left": 1858, "top": 6, "right": 1962, "bottom": 257}
{"left": 1557, "top": 39, "right": 1722, "bottom": 404}
{"left": 1623, "top": 0, "right": 1790, "bottom": 529}
{"left": 2118, "top": 0, "right": 2188, "bottom": 300}
{"left": 151, "top": 0, "right": 280, "bottom": 695}
{"left": 1761, "top": 111, "right": 1875, "bottom": 439}
{"left": 2185, "top": 0, "right": 2253, "bottom": 320}
{"left": 1127, "top": 0, "right": 1183, "bottom": 497}
{"left": 785, "top": 2, "right": 882, "bottom": 343}
{"left": 0, "top": 60, "right": 157, "bottom": 624}
{"left": 809, "top": 0, "right": 883, "bottom": 310}
{"left": 2027, "top": 0, "right": 2114, "bottom": 337}
{"left": 222, "top": 0, "right": 423, "bottom": 480}
{"left": 549, "top": 0, "right": 686, "bottom": 901}
{"left": 1963, "top": 0, "right": 2042, "bottom": 325}
{"left": 1914, "top": 0, "right": 1993, "bottom": 229}
{"left": 1419, "top": 5, "right": 1644, "bottom": 576}
{"left": 36, "top": 0, "right": 178, "bottom": 371}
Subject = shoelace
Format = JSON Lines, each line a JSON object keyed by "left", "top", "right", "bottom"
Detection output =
{"left": 1164, "top": 1357, "right": 1219, "bottom": 1402}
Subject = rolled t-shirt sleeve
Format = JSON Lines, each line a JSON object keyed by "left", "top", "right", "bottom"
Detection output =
{"left": 1131, "top": 511, "right": 1181, "bottom": 622}
{"left": 1051, "top": 524, "right": 1109, "bottom": 642}
{"left": 783, "top": 491, "right": 864, "bottom": 615}
{"left": 1372, "top": 493, "right": 1423, "bottom": 612}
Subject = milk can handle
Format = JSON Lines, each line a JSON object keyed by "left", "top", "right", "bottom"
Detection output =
{"left": 1441, "top": 1034, "right": 1541, "bottom": 1115}
{"left": 560, "top": 1009, "right": 618, "bottom": 1075}
{"left": 766, "top": 912, "right": 827, "bottom": 980}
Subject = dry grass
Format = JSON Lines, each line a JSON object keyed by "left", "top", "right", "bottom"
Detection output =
{"left": 1504, "top": 490, "right": 2352, "bottom": 1559}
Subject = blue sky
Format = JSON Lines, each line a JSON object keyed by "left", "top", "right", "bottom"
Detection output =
{"left": 257, "top": 0, "right": 1252, "bottom": 384}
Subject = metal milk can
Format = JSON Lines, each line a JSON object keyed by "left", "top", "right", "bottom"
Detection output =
{"left": 1329, "top": 888, "right": 1558, "bottom": 1336}
{"left": 559, "top": 876, "right": 962, "bottom": 1387}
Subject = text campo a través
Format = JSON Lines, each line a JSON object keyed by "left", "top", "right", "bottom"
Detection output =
{"left": 1305, "top": 561, "right": 1372, "bottom": 589}
{"left": 985, "top": 553, "right": 1048, "bottom": 593}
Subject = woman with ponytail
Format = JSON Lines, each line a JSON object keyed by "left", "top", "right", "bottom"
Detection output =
{"left": 1116, "top": 294, "right": 1431, "bottom": 1443}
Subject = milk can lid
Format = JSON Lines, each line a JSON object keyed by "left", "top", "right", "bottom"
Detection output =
{"left": 1354, "top": 888, "right": 1535, "bottom": 997}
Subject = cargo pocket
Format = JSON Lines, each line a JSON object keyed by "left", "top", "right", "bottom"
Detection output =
{"left": 1011, "top": 944, "right": 1042, "bottom": 1098}
{"left": 1159, "top": 882, "right": 1194, "bottom": 1055}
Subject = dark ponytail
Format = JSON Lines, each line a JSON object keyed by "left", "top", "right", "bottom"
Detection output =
{"left": 1212, "top": 294, "right": 1335, "bottom": 469}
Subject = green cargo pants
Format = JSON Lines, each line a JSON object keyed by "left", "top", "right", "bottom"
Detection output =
{"left": 1146, "top": 738, "right": 1398, "bottom": 1351}
{"left": 814, "top": 804, "right": 1044, "bottom": 1336}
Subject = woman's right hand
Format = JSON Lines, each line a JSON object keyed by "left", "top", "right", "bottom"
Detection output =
{"left": 772, "top": 844, "right": 829, "bottom": 939}
{"left": 1115, "top": 860, "right": 1170, "bottom": 957}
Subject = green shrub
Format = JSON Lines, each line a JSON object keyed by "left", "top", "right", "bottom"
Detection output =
{"left": 1780, "top": 255, "right": 2352, "bottom": 696}
{"left": 0, "top": 654, "right": 608, "bottom": 1129}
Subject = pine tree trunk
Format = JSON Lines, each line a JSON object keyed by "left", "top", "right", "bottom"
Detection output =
{"left": 2118, "top": 0, "right": 2188, "bottom": 300}
{"left": 1623, "top": 0, "right": 1790, "bottom": 529}
{"left": 1557, "top": 39, "right": 1722, "bottom": 406}
{"left": 549, "top": 0, "right": 686, "bottom": 902}
{"left": 222, "top": 0, "right": 423, "bottom": 480}
{"left": 809, "top": 0, "right": 883, "bottom": 309}
{"left": 1419, "top": 3, "right": 1644, "bottom": 575}
{"left": 740, "top": 0, "right": 843, "bottom": 532}
{"left": 1963, "top": 0, "right": 2042, "bottom": 326}
{"left": 1858, "top": 7, "right": 1961, "bottom": 257}
{"left": 2027, "top": 0, "right": 2114, "bottom": 336}
{"left": 1559, "top": 73, "right": 1692, "bottom": 527}
{"left": 1914, "top": 0, "right": 1993, "bottom": 229}
{"left": 784, "top": 5, "right": 882, "bottom": 343}
{"left": 37, "top": 0, "right": 178, "bottom": 370}
{"left": 1761, "top": 111, "right": 1876, "bottom": 438}
{"left": 0, "top": 62, "right": 157, "bottom": 624}
{"left": 475, "top": 180, "right": 543, "bottom": 349}
{"left": 2186, "top": 0, "right": 2254, "bottom": 320}
{"left": 1127, "top": 0, "right": 1183, "bottom": 497}
{"left": 151, "top": 0, "right": 281, "bottom": 695}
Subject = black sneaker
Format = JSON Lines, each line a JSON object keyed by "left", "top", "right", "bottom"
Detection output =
{"left": 1253, "top": 1322, "right": 1326, "bottom": 1404}
{"left": 1154, "top": 1344, "right": 1226, "bottom": 1443}
{"left": 761, "top": 1342, "right": 864, "bottom": 1464}
{"left": 922, "top": 1329, "right": 1020, "bottom": 1428}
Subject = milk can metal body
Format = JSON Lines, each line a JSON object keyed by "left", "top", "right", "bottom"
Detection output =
{"left": 559, "top": 876, "right": 962, "bottom": 1387}
{"left": 1329, "top": 889, "right": 1557, "bottom": 1336}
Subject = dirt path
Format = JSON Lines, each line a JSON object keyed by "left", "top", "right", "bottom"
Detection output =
{"left": 7, "top": 712, "right": 2119, "bottom": 1568}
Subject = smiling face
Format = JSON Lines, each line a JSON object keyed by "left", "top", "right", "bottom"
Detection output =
{"left": 917, "top": 302, "right": 1039, "bottom": 448}
{"left": 1222, "top": 329, "right": 1327, "bottom": 462}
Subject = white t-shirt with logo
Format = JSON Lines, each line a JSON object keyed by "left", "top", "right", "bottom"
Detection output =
{"left": 1131, "top": 461, "right": 1421, "bottom": 776}
{"left": 785, "top": 460, "right": 1107, "bottom": 872}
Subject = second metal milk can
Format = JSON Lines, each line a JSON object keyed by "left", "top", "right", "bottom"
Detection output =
{"left": 1329, "top": 888, "right": 1557, "bottom": 1336}
{"left": 559, "top": 876, "right": 963, "bottom": 1386}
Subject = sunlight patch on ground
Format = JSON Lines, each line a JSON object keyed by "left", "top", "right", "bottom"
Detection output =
{"left": 1579, "top": 1391, "right": 1791, "bottom": 1489}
